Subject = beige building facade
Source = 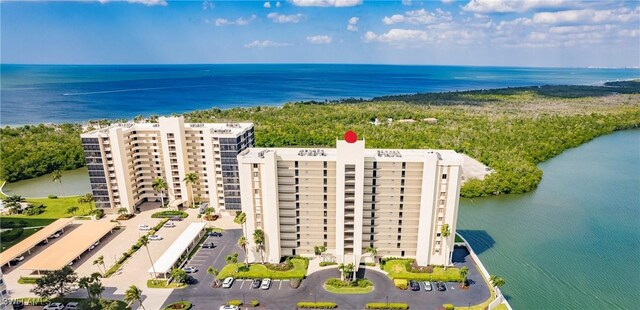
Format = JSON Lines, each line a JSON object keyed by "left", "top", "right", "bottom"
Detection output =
{"left": 81, "top": 117, "right": 254, "bottom": 213}
{"left": 238, "top": 139, "right": 463, "bottom": 266}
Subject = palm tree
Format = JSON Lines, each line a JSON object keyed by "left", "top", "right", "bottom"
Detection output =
{"left": 4, "top": 195, "right": 25, "bottom": 203}
{"left": 52, "top": 170, "right": 64, "bottom": 197}
{"left": 117, "top": 207, "right": 129, "bottom": 216}
{"left": 152, "top": 178, "right": 168, "bottom": 208}
{"left": 6, "top": 201, "right": 22, "bottom": 215}
{"left": 66, "top": 206, "right": 79, "bottom": 216}
{"left": 490, "top": 275, "right": 506, "bottom": 288}
{"left": 237, "top": 236, "right": 249, "bottom": 267}
{"left": 225, "top": 252, "right": 239, "bottom": 272}
{"left": 124, "top": 285, "right": 145, "bottom": 310}
{"left": 140, "top": 236, "right": 158, "bottom": 280}
{"left": 253, "top": 229, "right": 265, "bottom": 264}
{"left": 93, "top": 256, "right": 105, "bottom": 275}
{"left": 85, "top": 193, "right": 95, "bottom": 210}
{"left": 365, "top": 245, "right": 377, "bottom": 263}
{"left": 183, "top": 172, "right": 199, "bottom": 209}
{"left": 170, "top": 268, "right": 188, "bottom": 285}
{"left": 440, "top": 223, "right": 451, "bottom": 269}
{"left": 78, "top": 276, "right": 91, "bottom": 298}
{"left": 77, "top": 196, "right": 88, "bottom": 214}
{"left": 207, "top": 266, "right": 220, "bottom": 286}
{"left": 339, "top": 263, "right": 355, "bottom": 283}
{"left": 460, "top": 266, "right": 469, "bottom": 287}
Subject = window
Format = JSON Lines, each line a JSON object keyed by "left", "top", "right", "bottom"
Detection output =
{"left": 397, "top": 243, "right": 401, "bottom": 248}
{"left": 440, "top": 199, "right": 445, "bottom": 205}
{"left": 253, "top": 172, "right": 259, "bottom": 177}
{"left": 324, "top": 234, "right": 327, "bottom": 240}
{"left": 324, "top": 226, "right": 327, "bottom": 232}
{"left": 253, "top": 164, "right": 258, "bottom": 168}
{"left": 254, "top": 189, "right": 259, "bottom": 194}
{"left": 440, "top": 191, "right": 446, "bottom": 198}
{"left": 442, "top": 174, "right": 447, "bottom": 180}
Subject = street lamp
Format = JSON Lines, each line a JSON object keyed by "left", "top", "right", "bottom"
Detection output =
{"left": 386, "top": 296, "right": 389, "bottom": 306}
{"left": 243, "top": 293, "right": 246, "bottom": 305}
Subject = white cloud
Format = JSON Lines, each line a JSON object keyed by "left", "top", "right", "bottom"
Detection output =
{"left": 402, "top": 0, "right": 412, "bottom": 6}
{"left": 347, "top": 16, "right": 359, "bottom": 31}
{"left": 462, "top": 0, "right": 572, "bottom": 13}
{"left": 267, "top": 12, "right": 304, "bottom": 23}
{"left": 363, "top": 29, "right": 431, "bottom": 44}
{"left": 276, "top": 1, "right": 282, "bottom": 7}
{"left": 126, "top": 0, "right": 167, "bottom": 6}
{"left": 291, "top": 0, "right": 362, "bottom": 7}
{"left": 264, "top": 1, "right": 271, "bottom": 8}
{"left": 382, "top": 8, "right": 452, "bottom": 25}
{"left": 533, "top": 7, "right": 640, "bottom": 25}
{"left": 307, "top": 35, "right": 333, "bottom": 44}
{"left": 214, "top": 15, "right": 257, "bottom": 26}
{"left": 244, "top": 40, "right": 292, "bottom": 48}
{"left": 441, "top": 0, "right": 455, "bottom": 3}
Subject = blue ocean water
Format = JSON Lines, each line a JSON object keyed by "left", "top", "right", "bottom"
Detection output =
{"left": 1, "top": 64, "right": 638, "bottom": 126}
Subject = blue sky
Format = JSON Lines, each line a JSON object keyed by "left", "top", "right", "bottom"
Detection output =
{"left": 1, "top": 0, "right": 639, "bottom": 67}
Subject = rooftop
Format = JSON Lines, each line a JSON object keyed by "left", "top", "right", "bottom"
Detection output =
{"left": 149, "top": 222, "right": 207, "bottom": 275}
{"left": 82, "top": 117, "right": 252, "bottom": 136}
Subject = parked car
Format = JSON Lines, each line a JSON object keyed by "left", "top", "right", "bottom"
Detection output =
{"left": 201, "top": 242, "right": 215, "bottom": 248}
{"left": 37, "top": 240, "right": 48, "bottom": 246}
{"left": 10, "top": 255, "right": 25, "bottom": 264}
{"left": 182, "top": 266, "right": 197, "bottom": 273}
{"left": 138, "top": 224, "right": 151, "bottom": 231}
{"left": 169, "top": 216, "right": 183, "bottom": 221}
{"left": 260, "top": 278, "right": 271, "bottom": 290}
{"left": 148, "top": 235, "right": 163, "bottom": 241}
{"left": 423, "top": 281, "right": 433, "bottom": 291}
{"left": 409, "top": 280, "right": 420, "bottom": 291}
{"left": 208, "top": 231, "right": 222, "bottom": 237}
{"left": 50, "top": 232, "right": 62, "bottom": 238}
{"left": 89, "top": 241, "right": 100, "bottom": 250}
{"left": 251, "top": 279, "right": 261, "bottom": 289}
{"left": 12, "top": 300, "right": 24, "bottom": 309}
{"left": 42, "top": 303, "right": 65, "bottom": 310}
{"left": 219, "top": 305, "right": 239, "bottom": 310}
{"left": 185, "top": 275, "right": 197, "bottom": 285}
{"left": 164, "top": 222, "right": 176, "bottom": 228}
{"left": 222, "top": 277, "right": 234, "bottom": 288}
{"left": 64, "top": 302, "right": 79, "bottom": 309}
{"left": 436, "top": 281, "right": 446, "bottom": 291}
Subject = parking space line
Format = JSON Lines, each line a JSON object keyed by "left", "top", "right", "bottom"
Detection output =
{"left": 239, "top": 280, "right": 245, "bottom": 289}
{"left": 278, "top": 280, "right": 283, "bottom": 289}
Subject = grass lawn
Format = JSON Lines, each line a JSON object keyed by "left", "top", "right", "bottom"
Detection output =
{"left": 323, "top": 284, "right": 373, "bottom": 294}
{"left": 491, "top": 304, "right": 508, "bottom": 310}
{"left": 383, "top": 260, "right": 463, "bottom": 282}
{"left": 1, "top": 227, "right": 43, "bottom": 252}
{"left": 218, "top": 258, "right": 308, "bottom": 280}
{"left": 17, "top": 276, "right": 39, "bottom": 284}
{"left": 0, "top": 195, "right": 89, "bottom": 227}
{"left": 147, "top": 279, "right": 186, "bottom": 289}
{"left": 455, "top": 234, "right": 464, "bottom": 243}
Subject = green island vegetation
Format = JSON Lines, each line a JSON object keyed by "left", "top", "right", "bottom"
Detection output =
{"left": 324, "top": 278, "right": 374, "bottom": 294}
{"left": 163, "top": 301, "right": 192, "bottom": 309}
{"left": 151, "top": 210, "right": 189, "bottom": 218}
{"left": 365, "top": 303, "right": 410, "bottom": 310}
{"left": 147, "top": 279, "right": 186, "bottom": 289}
{"left": 1, "top": 82, "right": 638, "bottom": 198}
{"left": 218, "top": 257, "right": 309, "bottom": 280}
{"left": 296, "top": 301, "right": 338, "bottom": 309}
{"left": 382, "top": 258, "right": 463, "bottom": 282}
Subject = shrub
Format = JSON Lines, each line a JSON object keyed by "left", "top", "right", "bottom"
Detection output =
{"left": 365, "top": 303, "right": 409, "bottom": 310}
{"left": 152, "top": 211, "right": 188, "bottom": 218}
{"left": 23, "top": 203, "right": 46, "bottom": 216}
{"left": 357, "top": 278, "right": 373, "bottom": 287}
{"left": 296, "top": 302, "right": 338, "bottom": 309}
{"left": 365, "top": 262, "right": 376, "bottom": 267}
{"left": 289, "top": 278, "right": 302, "bottom": 289}
{"left": 394, "top": 279, "right": 408, "bottom": 290}
{"left": 233, "top": 212, "right": 246, "bottom": 224}
{"left": 116, "top": 214, "right": 134, "bottom": 220}
{"left": 48, "top": 195, "right": 58, "bottom": 199}
{"left": 1, "top": 227, "right": 24, "bottom": 242}
{"left": 250, "top": 300, "right": 260, "bottom": 307}
{"left": 325, "top": 278, "right": 347, "bottom": 287}
{"left": 164, "top": 301, "right": 192, "bottom": 309}
{"left": 443, "top": 304, "right": 454, "bottom": 310}
{"left": 319, "top": 262, "right": 338, "bottom": 267}
{"left": 92, "top": 209, "right": 105, "bottom": 219}
{"left": 227, "top": 300, "right": 243, "bottom": 306}
{"left": 18, "top": 276, "right": 39, "bottom": 284}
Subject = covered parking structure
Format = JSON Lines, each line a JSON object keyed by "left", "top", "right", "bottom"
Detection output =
{"left": 0, "top": 218, "right": 74, "bottom": 267}
{"left": 148, "top": 222, "right": 206, "bottom": 278}
{"left": 20, "top": 221, "right": 116, "bottom": 273}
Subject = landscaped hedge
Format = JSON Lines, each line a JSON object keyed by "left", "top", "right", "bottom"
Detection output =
{"left": 320, "top": 262, "right": 338, "bottom": 267}
{"left": 164, "top": 301, "right": 192, "bottom": 309}
{"left": 227, "top": 300, "right": 243, "bottom": 306}
{"left": 443, "top": 304, "right": 454, "bottom": 310}
{"left": 17, "top": 277, "right": 38, "bottom": 284}
{"left": 152, "top": 210, "right": 188, "bottom": 218}
{"left": 325, "top": 278, "right": 372, "bottom": 288}
{"left": 1, "top": 227, "right": 24, "bottom": 242}
{"left": 394, "top": 279, "right": 408, "bottom": 290}
{"left": 250, "top": 300, "right": 260, "bottom": 307}
{"left": 365, "top": 303, "right": 409, "bottom": 310}
{"left": 296, "top": 302, "right": 338, "bottom": 309}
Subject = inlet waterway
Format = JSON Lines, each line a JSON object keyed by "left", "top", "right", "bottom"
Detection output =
{"left": 458, "top": 129, "right": 640, "bottom": 309}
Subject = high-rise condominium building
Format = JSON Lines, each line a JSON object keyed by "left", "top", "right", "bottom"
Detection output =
{"left": 0, "top": 271, "right": 11, "bottom": 310}
{"left": 81, "top": 117, "right": 254, "bottom": 213}
{"left": 238, "top": 138, "right": 463, "bottom": 266}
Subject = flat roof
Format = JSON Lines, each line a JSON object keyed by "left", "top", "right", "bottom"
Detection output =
{"left": 0, "top": 218, "right": 74, "bottom": 266}
{"left": 21, "top": 221, "right": 116, "bottom": 271}
{"left": 149, "top": 222, "right": 206, "bottom": 275}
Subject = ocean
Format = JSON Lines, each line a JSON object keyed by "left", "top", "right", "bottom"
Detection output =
{"left": 1, "top": 64, "right": 639, "bottom": 126}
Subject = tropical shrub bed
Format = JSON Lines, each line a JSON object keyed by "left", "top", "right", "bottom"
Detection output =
{"left": 296, "top": 301, "right": 338, "bottom": 309}
{"left": 164, "top": 301, "right": 192, "bottom": 309}
{"left": 365, "top": 302, "right": 409, "bottom": 310}
{"left": 383, "top": 259, "right": 462, "bottom": 282}
{"left": 218, "top": 258, "right": 308, "bottom": 280}
{"left": 151, "top": 211, "right": 188, "bottom": 218}
{"left": 394, "top": 279, "right": 408, "bottom": 290}
{"left": 319, "top": 262, "right": 338, "bottom": 267}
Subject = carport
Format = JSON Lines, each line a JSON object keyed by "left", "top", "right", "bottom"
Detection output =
{"left": 0, "top": 218, "right": 74, "bottom": 267}
{"left": 149, "top": 222, "right": 206, "bottom": 278}
{"left": 20, "top": 221, "right": 116, "bottom": 273}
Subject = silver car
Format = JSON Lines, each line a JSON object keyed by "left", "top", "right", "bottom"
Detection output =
{"left": 423, "top": 281, "right": 433, "bottom": 291}
{"left": 222, "top": 277, "right": 234, "bottom": 288}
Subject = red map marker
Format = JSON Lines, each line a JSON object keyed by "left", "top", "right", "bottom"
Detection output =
{"left": 344, "top": 130, "right": 357, "bottom": 143}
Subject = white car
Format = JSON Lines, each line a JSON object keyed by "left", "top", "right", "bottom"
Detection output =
{"left": 260, "top": 278, "right": 271, "bottom": 290}
{"left": 164, "top": 222, "right": 176, "bottom": 228}
{"left": 89, "top": 241, "right": 100, "bottom": 250}
{"left": 42, "top": 303, "right": 65, "bottom": 310}
{"left": 50, "top": 232, "right": 61, "bottom": 238}
{"left": 11, "top": 255, "right": 25, "bottom": 263}
{"left": 138, "top": 224, "right": 151, "bottom": 230}
{"left": 423, "top": 281, "right": 433, "bottom": 291}
{"left": 182, "top": 266, "right": 197, "bottom": 273}
{"left": 221, "top": 277, "right": 234, "bottom": 288}
{"left": 148, "top": 235, "right": 163, "bottom": 241}
{"left": 219, "top": 306, "right": 239, "bottom": 310}
{"left": 65, "top": 302, "right": 79, "bottom": 309}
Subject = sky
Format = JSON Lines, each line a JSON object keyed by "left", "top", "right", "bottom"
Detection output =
{"left": 1, "top": 0, "right": 639, "bottom": 67}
